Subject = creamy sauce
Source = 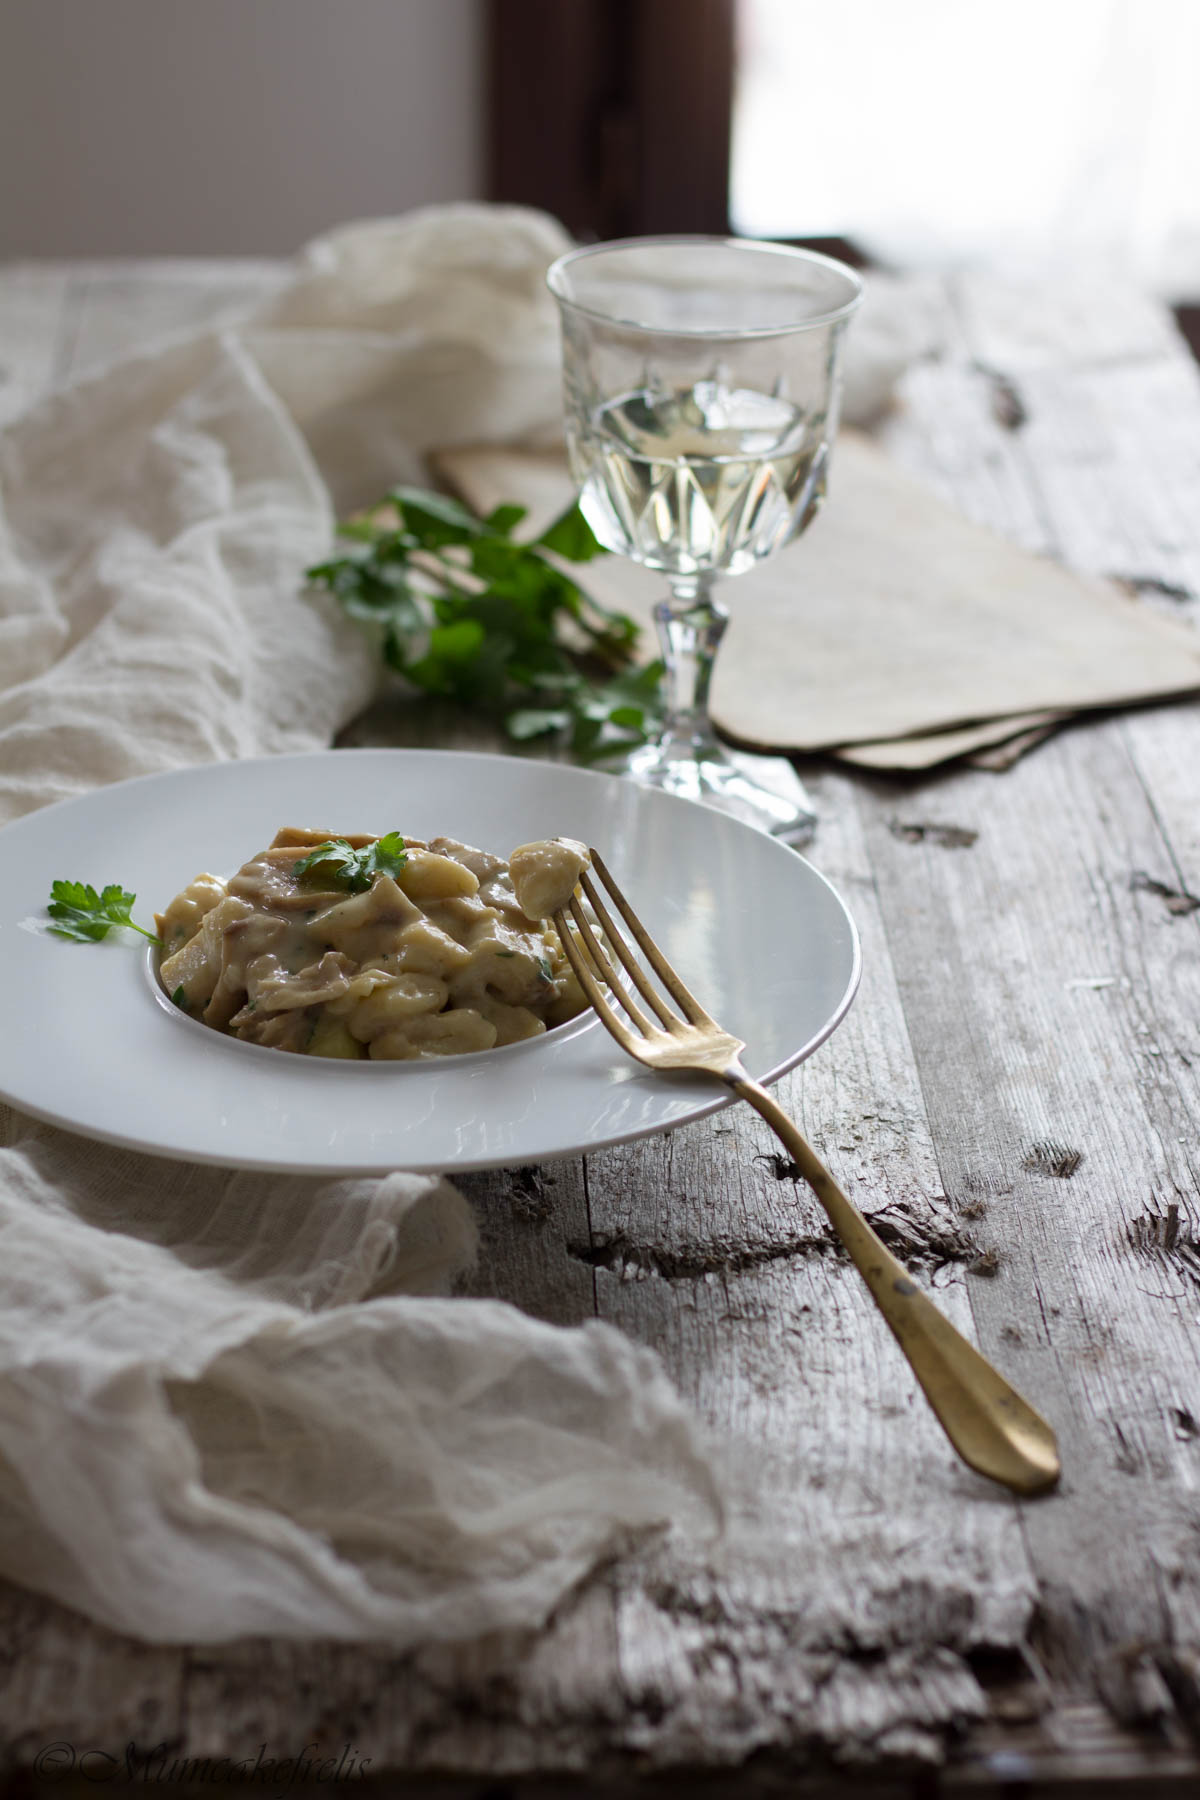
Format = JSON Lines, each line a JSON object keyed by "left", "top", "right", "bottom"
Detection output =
{"left": 156, "top": 829, "right": 588, "bottom": 1060}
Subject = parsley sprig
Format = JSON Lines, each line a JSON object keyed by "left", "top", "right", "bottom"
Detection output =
{"left": 293, "top": 831, "right": 408, "bottom": 894}
{"left": 308, "top": 488, "right": 664, "bottom": 762}
{"left": 47, "top": 880, "right": 159, "bottom": 944}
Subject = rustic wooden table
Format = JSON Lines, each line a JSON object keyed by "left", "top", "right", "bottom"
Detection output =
{"left": 3, "top": 260, "right": 1200, "bottom": 1798}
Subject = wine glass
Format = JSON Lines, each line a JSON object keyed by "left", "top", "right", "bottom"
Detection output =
{"left": 547, "top": 236, "right": 862, "bottom": 843}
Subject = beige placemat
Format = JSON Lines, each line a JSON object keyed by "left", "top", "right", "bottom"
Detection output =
{"left": 436, "top": 436, "right": 1200, "bottom": 769}
{"left": 836, "top": 712, "right": 1066, "bottom": 770}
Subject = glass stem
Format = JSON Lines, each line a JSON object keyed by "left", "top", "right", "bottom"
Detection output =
{"left": 654, "top": 576, "right": 729, "bottom": 757}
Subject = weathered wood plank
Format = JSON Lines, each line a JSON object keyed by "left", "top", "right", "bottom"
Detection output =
{"left": 5, "top": 257, "right": 1200, "bottom": 1793}
{"left": 860, "top": 728, "right": 1200, "bottom": 1648}
{"left": 0, "top": 1586, "right": 184, "bottom": 1765}
{"left": 565, "top": 761, "right": 1045, "bottom": 1771}
{"left": 872, "top": 279, "right": 1200, "bottom": 1741}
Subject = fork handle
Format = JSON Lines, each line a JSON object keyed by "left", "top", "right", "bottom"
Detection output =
{"left": 728, "top": 1071, "right": 1060, "bottom": 1495}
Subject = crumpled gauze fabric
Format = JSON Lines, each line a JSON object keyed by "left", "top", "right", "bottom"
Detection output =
{"left": 0, "top": 203, "right": 721, "bottom": 1644}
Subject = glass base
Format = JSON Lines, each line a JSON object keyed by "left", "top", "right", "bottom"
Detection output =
{"left": 623, "top": 741, "right": 817, "bottom": 847}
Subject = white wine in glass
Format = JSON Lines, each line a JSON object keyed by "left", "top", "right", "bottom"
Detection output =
{"left": 547, "top": 237, "right": 862, "bottom": 843}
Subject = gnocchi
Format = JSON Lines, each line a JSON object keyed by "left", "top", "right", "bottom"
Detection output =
{"left": 156, "top": 829, "right": 590, "bottom": 1061}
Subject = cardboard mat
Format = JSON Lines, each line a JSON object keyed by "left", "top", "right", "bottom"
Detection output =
{"left": 436, "top": 434, "right": 1200, "bottom": 769}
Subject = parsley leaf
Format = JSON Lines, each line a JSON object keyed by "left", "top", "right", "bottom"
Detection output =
{"left": 292, "top": 840, "right": 362, "bottom": 887}
{"left": 537, "top": 506, "right": 608, "bottom": 562}
{"left": 293, "top": 832, "right": 408, "bottom": 894}
{"left": 47, "top": 880, "right": 159, "bottom": 944}
{"left": 308, "top": 489, "right": 663, "bottom": 763}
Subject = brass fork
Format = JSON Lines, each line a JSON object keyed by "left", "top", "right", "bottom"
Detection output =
{"left": 553, "top": 849, "right": 1060, "bottom": 1496}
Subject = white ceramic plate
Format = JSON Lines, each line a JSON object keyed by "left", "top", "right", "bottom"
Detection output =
{"left": 0, "top": 750, "right": 860, "bottom": 1174}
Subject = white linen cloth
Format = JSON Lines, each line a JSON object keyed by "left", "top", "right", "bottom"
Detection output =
{"left": 0, "top": 206, "right": 723, "bottom": 1644}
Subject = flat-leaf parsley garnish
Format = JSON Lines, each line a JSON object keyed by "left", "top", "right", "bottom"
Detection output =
{"left": 293, "top": 832, "right": 409, "bottom": 894}
{"left": 47, "top": 880, "right": 159, "bottom": 944}
{"left": 307, "top": 488, "right": 664, "bottom": 763}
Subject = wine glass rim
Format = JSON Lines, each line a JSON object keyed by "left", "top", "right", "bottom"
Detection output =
{"left": 546, "top": 235, "right": 865, "bottom": 336}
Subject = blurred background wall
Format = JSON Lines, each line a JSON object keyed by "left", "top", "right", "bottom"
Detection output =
{"left": 0, "top": 0, "right": 484, "bottom": 257}
{"left": 1, "top": 0, "right": 1197, "bottom": 317}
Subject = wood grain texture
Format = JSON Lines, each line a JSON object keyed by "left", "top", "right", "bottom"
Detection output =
{"left": 875, "top": 272, "right": 1200, "bottom": 1730}
{"left": 2, "top": 258, "right": 1200, "bottom": 1795}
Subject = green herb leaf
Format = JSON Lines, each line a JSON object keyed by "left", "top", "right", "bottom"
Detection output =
{"left": 293, "top": 833, "right": 408, "bottom": 895}
{"left": 404, "top": 618, "right": 489, "bottom": 696}
{"left": 47, "top": 880, "right": 159, "bottom": 943}
{"left": 537, "top": 502, "right": 606, "bottom": 562}
{"left": 332, "top": 518, "right": 384, "bottom": 545}
{"left": 170, "top": 985, "right": 189, "bottom": 1011}
{"left": 505, "top": 706, "right": 574, "bottom": 741}
{"left": 360, "top": 831, "right": 409, "bottom": 884}
{"left": 292, "top": 840, "right": 359, "bottom": 886}
{"left": 484, "top": 503, "right": 528, "bottom": 537}
{"left": 307, "top": 486, "right": 663, "bottom": 761}
{"left": 388, "top": 486, "right": 481, "bottom": 548}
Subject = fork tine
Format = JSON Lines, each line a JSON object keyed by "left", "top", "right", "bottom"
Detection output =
{"left": 552, "top": 906, "right": 642, "bottom": 1049}
{"left": 564, "top": 895, "right": 660, "bottom": 1036}
{"left": 586, "top": 851, "right": 713, "bottom": 1026}
{"left": 575, "top": 875, "right": 681, "bottom": 1031}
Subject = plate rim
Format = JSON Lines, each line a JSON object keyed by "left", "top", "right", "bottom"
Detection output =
{"left": 2, "top": 748, "right": 862, "bottom": 1174}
